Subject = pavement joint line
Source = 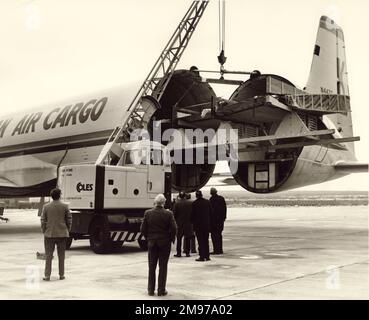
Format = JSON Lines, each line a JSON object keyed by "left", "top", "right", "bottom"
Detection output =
{"left": 214, "top": 259, "right": 369, "bottom": 300}
{"left": 227, "top": 230, "right": 367, "bottom": 242}
{"left": 228, "top": 236, "right": 304, "bottom": 239}
{"left": 170, "top": 290, "right": 217, "bottom": 300}
{"left": 306, "top": 231, "right": 368, "bottom": 241}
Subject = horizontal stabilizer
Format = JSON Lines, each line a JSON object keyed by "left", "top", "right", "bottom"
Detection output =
{"left": 334, "top": 161, "right": 368, "bottom": 173}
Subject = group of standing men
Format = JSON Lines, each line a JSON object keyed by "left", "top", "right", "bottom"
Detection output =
{"left": 39, "top": 186, "right": 227, "bottom": 297}
{"left": 173, "top": 188, "right": 227, "bottom": 261}
{"left": 140, "top": 188, "right": 227, "bottom": 296}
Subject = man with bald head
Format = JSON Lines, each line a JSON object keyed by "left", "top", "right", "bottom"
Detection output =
{"left": 140, "top": 194, "right": 177, "bottom": 296}
{"left": 209, "top": 187, "right": 227, "bottom": 255}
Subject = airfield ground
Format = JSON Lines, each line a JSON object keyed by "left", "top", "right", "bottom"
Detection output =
{"left": 0, "top": 193, "right": 367, "bottom": 300}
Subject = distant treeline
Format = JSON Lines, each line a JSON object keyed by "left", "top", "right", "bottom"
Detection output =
{"left": 224, "top": 191, "right": 368, "bottom": 207}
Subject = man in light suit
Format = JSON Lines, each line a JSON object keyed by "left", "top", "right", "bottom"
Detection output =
{"left": 41, "top": 188, "right": 72, "bottom": 281}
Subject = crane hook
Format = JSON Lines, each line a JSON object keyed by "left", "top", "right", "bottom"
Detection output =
{"left": 217, "top": 0, "right": 227, "bottom": 79}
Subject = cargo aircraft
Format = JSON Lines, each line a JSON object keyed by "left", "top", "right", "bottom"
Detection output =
{"left": 0, "top": 14, "right": 367, "bottom": 199}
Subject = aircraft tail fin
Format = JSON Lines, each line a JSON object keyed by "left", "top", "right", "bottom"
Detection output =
{"left": 306, "top": 16, "right": 349, "bottom": 96}
{"left": 306, "top": 16, "right": 355, "bottom": 155}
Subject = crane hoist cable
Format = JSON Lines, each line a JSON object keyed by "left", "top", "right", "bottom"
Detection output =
{"left": 217, "top": 0, "right": 227, "bottom": 76}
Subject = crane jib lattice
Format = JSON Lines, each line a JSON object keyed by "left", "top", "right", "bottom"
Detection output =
{"left": 96, "top": 1, "right": 209, "bottom": 165}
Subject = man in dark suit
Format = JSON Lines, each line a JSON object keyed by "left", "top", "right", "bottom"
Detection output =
{"left": 173, "top": 191, "right": 193, "bottom": 257}
{"left": 140, "top": 194, "right": 177, "bottom": 296}
{"left": 41, "top": 188, "right": 72, "bottom": 281}
{"left": 191, "top": 190, "right": 212, "bottom": 262}
{"left": 186, "top": 193, "right": 197, "bottom": 254}
{"left": 209, "top": 187, "right": 227, "bottom": 254}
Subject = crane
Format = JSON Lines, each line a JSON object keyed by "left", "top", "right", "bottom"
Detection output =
{"left": 95, "top": 0, "right": 209, "bottom": 165}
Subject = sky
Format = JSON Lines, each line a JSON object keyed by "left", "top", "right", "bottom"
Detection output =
{"left": 0, "top": 0, "right": 367, "bottom": 191}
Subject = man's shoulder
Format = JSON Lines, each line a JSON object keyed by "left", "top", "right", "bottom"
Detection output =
{"left": 47, "top": 201, "right": 69, "bottom": 209}
{"left": 193, "top": 198, "right": 208, "bottom": 207}
{"left": 56, "top": 200, "right": 68, "bottom": 207}
{"left": 145, "top": 207, "right": 172, "bottom": 216}
{"left": 211, "top": 195, "right": 225, "bottom": 201}
{"left": 176, "top": 199, "right": 190, "bottom": 207}
{"left": 183, "top": 199, "right": 192, "bottom": 205}
{"left": 144, "top": 207, "right": 165, "bottom": 213}
{"left": 159, "top": 207, "right": 173, "bottom": 216}
{"left": 43, "top": 202, "right": 51, "bottom": 208}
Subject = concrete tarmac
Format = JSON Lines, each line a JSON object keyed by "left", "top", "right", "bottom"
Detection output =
{"left": 0, "top": 206, "right": 368, "bottom": 299}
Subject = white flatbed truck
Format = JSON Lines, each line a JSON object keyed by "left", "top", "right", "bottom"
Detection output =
{"left": 58, "top": 141, "right": 172, "bottom": 254}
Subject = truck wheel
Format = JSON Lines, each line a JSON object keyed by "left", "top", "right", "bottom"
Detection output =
{"left": 138, "top": 239, "right": 148, "bottom": 251}
{"left": 112, "top": 241, "right": 124, "bottom": 250}
{"left": 89, "top": 219, "right": 112, "bottom": 254}
{"left": 66, "top": 237, "right": 73, "bottom": 250}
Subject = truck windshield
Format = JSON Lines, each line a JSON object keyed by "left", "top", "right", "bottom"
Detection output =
{"left": 150, "top": 149, "right": 163, "bottom": 165}
{"left": 124, "top": 149, "right": 163, "bottom": 165}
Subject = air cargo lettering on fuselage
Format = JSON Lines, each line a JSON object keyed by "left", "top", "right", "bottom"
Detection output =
{"left": 0, "top": 119, "right": 12, "bottom": 138}
{"left": 12, "top": 112, "right": 42, "bottom": 136}
{"left": 43, "top": 97, "right": 107, "bottom": 131}
{"left": 8, "top": 97, "right": 108, "bottom": 137}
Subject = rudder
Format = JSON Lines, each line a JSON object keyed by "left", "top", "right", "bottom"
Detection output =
{"left": 306, "top": 16, "right": 349, "bottom": 96}
{"left": 306, "top": 16, "right": 355, "bottom": 154}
